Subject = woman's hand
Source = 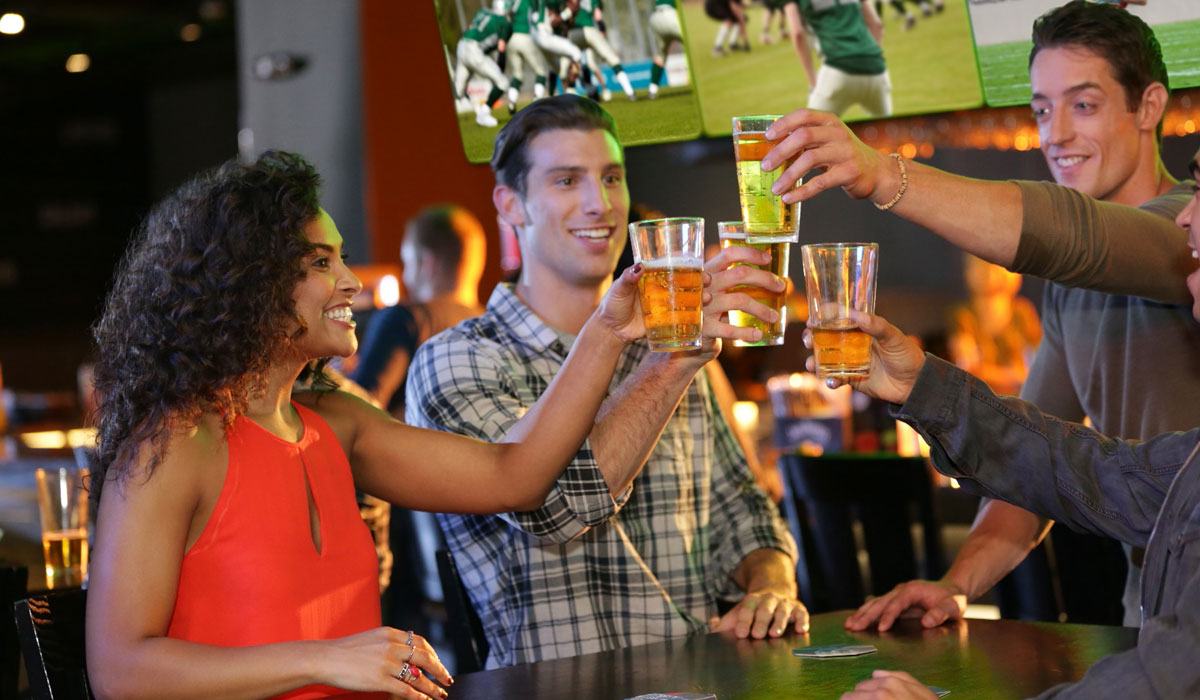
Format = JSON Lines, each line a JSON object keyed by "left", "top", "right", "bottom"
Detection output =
{"left": 760, "top": 109, "right": 897, "bottom": 207}
{"left": 316, "top": 627, "right": 452, "bottom": 700}
{"left": 804, "top": 311, "right": 926, "bottom": 404}
{"left": 595, "top": 263, "right": 647, "bottom": 345}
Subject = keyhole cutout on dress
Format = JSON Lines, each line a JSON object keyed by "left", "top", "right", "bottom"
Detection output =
{"left": 302, "top": 457, "right": 323, "bottom": 555}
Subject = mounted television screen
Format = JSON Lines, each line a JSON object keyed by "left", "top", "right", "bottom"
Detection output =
{"left": 436, "top": 0, "right": 705, "bottom": 163}
{"left": 970, "top": 0, "right": 1200, "bottom": 107}
{"left": 679, "top": 0, "right": 984, "bottom": 136}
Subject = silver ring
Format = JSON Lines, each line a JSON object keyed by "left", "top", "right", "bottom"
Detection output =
{"left": 404, "top": 630, "right": 415, "bottom": 647}
{"left": 406, "top": 644, "right": 417, "bottom": 663}
{"left": 397, "top": 661, "right": 414, "bottom": 683}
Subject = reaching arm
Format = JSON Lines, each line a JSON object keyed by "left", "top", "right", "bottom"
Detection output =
{"left": 846, "top": 498, "right": 1051, "bottom": 631}
{"left": 813, "top": 311, "right": 1186, "bottom": 541}
{"left": 321, "top": 266, "right": 643, "bottom": 515}
{"left": 761, "top": 110, "right": 1195, "bottom": 302}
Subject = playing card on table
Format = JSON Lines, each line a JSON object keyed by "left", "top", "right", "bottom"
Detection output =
{"left": 625, "top": 694, "right": 717, "bottom": 700}
{"left": 791, "top": 643, "right": 878, "bottom": 658}
{"left": 927, "top": 687, "right": 951, "bottom": 697}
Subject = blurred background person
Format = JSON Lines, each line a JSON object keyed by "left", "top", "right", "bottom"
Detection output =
{"left": 351, "top": 205, "right": 487, "bottom": 416}
{"left": 351, "top": 204, "right": 487, "bottom": 632}
{"left": 946, "top": 254, "right": 1041, "bottom": 398}
{"left": 706, "top": 0, "right": 750, "bottom": 57}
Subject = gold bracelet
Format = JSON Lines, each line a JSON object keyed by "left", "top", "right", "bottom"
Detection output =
{"left": 874, "top": 153, "right": 908, "bottom": 211}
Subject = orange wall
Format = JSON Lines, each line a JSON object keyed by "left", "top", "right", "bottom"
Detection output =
{"left": 359, "top": 0, "right": 503, "bottom": 296}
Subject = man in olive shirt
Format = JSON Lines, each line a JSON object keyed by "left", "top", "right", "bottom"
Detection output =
{"left": 757, "top": 0, "right": 1199, "bottom": 635}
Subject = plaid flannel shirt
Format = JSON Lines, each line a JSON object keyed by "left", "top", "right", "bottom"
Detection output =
{"left": 405, "top": 283, "right": 797, "bottom": 667}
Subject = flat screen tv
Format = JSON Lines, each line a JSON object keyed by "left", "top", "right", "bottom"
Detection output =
{"left": 970, "top": 0, "right": 1200, "bottom": 106}
{"left": 678, "top": 0, "right": 984, "bottom": 136}
{"left": 435, "top": 0, "right": 705, "bottom": 163}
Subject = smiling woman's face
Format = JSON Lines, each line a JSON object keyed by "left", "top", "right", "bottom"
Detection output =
{"left": 290, "top": 209, "right": 363, "bottom": 359}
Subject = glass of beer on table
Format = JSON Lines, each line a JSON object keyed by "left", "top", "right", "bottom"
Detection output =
{"left": 628, "top": 217, "right": 705, "bottom": 352}
{"left": 34, "top": 466, "right": 89, "bottom": 589}
{"left": 718, "top": 221, "right": 790, "bottom": 346}
{"left": 801, "top": 242, "right": 878, "bottom": 380}
{"left": 732, "top": 115, "right": 799, "bottom": 242}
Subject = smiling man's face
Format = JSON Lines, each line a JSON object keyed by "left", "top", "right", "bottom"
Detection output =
{"left": 1030, "top": 46, "right": 1151, "bottom": 205}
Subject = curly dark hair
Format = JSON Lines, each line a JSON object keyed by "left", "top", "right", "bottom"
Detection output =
{"left": 91, "top": 150, "right": 334, "bottom": 503}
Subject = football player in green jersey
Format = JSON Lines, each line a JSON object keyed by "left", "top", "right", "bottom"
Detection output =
{"left": 647, "top": 0, "right": 683, "bottom": 99}
{"left": 565, "top": 0, "right": 636, "bottom": 101}
{"left": 454, "top": 1, "right": 514, "bottom": 127}
{"left": 505, "top": 0, "right": 551, "bottom": 110}
{"left": 796, "top": 0, "right": 891, "bottom": 117}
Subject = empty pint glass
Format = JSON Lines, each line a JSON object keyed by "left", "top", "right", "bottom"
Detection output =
{"left": 718, "top": 221, "right": 790, "bottom": 347}
{"left": 801, "top": 242, "right": 878, "bottom": 380}
{"left": 35, "top": 466, "right": 89, "bottom": 589}
{"left": 732, "top": 115, "right": 799, "bottom": 242}
{"left": 628, "top": 217, "right": 705, "bottom": 352}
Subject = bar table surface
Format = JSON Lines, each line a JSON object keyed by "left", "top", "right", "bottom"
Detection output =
{"left": 334, "top": 609, "right": 1138, "bottom": 699}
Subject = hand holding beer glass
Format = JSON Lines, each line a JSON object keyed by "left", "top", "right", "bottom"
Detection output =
{"left": 732, "top": 115, "right": 799, "bottom": 242}
{"left": 801, "top": 243, "right": 878, "bottom": 380}
{"left": 629, "top": 217, "right": 706, "bottom": 352}
{"left": 718, "top": 221, "right": 791, "bottom": 347}
{"left": 35, "top": 466, "right": 89, "bottom": 589}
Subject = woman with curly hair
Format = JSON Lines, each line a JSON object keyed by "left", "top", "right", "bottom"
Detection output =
{"left": 83, "top": 150, "right": 743, "bottom": 700}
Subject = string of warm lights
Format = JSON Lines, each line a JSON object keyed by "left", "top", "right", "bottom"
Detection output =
{"left": 850, "top": 87, "right": 1200, "bottom": 159}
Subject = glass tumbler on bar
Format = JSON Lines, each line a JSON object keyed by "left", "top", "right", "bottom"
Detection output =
{"left": 717, "top": 221, "right": 790, "bottom": 347}
{"left": 35, "top": 466, "right": 90, "bottom": 589}
{"left": 801, "top": 242, "right": 878, "bottom": 380}
{"left": 732, "top": 115, "right": 799, "bottom": 242}
{"left": 628, "top": 217, "right": 705, "bottom": 352}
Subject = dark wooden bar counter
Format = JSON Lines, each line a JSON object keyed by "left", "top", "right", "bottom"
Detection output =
{"left": 440, "top": 611, "right": 1136, "bottom": 699}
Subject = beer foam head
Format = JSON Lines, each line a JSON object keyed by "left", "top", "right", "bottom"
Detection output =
{"left": 640, "top": 256, "right": 703, "bottom": 270}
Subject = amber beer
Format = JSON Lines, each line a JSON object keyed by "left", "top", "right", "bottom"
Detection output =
{"left": 42, "top": 528, "right": 88, "bottom": 589}
{"left": 35, "top": 466, "right": 90, "bottom": 589}
{"left": 638, "top": 261, "right": 704, "bottom": 351}
{"left": 801, "top": 242, "right": 879, "bottom": 379}
{"left": 812, "top": 321, "right": 872, "bottom": 380}
{"left": 628, "top": 217, "right": 706, "bottom": 352}
{"left": 732, "top": 116, "right": 799, "bottom": 239}
{"left": 718, "top": 226, "right": 790, "bottom": 346}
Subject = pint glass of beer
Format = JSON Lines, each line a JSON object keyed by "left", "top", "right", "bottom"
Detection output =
{"left": 718, "top": 221, "right": 790, "bottom": 347}
{"left": 732, "top": 115, "right": 799, "bottom": 242}
{"left": 628, "top": 217, "right": 705, "bottom": 352}
{"left": 801, "top": 242, "right": 878, "bottom": 380}
{"left": 34, "top": 466, "right": 89, "bottom": 589}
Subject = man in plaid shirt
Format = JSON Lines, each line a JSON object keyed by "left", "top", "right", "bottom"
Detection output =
{"left": 406, "top": 95, "right": 806, "bottom": 668}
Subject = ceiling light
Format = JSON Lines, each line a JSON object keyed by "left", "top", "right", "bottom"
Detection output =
{"left": 180, "top": 23, "right": 202, "bottom": 42}
{"left": 0, "top": 12, "right": 24, "bottom": 34}
{"left": 65, "top": 53, "right": 90, "bottom": 73}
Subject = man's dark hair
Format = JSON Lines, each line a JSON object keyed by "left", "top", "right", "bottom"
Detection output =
{"left": 490, "top": 94, "right": 619, "bottom": 197}
{"left": 404, "top": 204, "right": 482, "bottom": 275}
{"left": 1030, "top": 1, "right": 1169, "bottom": 138}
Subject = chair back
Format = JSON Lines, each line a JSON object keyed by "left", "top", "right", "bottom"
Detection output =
{"left": 779, "top": 455, "right": 945, "bottom": 613}
{"left": 1, "top": 564, "right": 28, "bottom": 700}
{"left": 13, "top": 588, "right": 93, "bottom": 700}
{"left": 435, "top": 549, "right": 489, "bottom": 674}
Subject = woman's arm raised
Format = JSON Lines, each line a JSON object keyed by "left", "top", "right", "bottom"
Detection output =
{"left": 327, "top": 248, "right": 782, "bottom": 515}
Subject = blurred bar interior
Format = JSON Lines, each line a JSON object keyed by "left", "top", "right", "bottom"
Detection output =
{"left": 0, "top": 0, "right": 1199, "bottom": 637}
